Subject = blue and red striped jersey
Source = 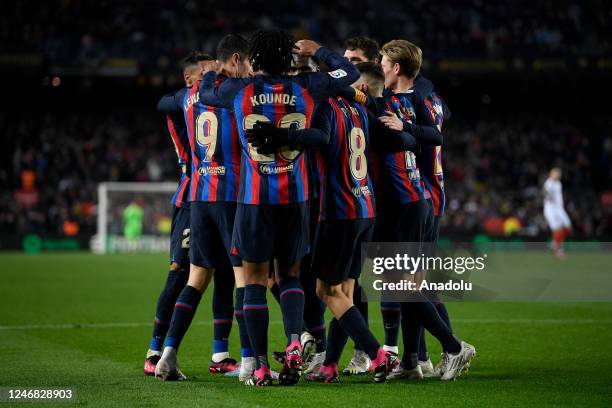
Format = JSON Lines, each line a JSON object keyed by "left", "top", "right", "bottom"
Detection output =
{"left": 315, "top": 97, "right": 376, "bottom": 220}
{"left": 233, "top": 79, "right": 315, "bottom": 204}
{"left": 183, "top": 79, "right": 241, "bottom": 202}
{"left": 376, "top": 93, "right": 431, "bottom": 204}
{"left": 420, "top": 92, "right": 448, "bottom": 216}
{"left": 199, "top": 47, "right": 360, "bottom": 205}
{"left": 159, "top": 93, "right": 191, "bottom": 208}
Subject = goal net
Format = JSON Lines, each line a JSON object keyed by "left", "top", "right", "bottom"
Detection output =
{"left": 92, "top": 182, "right": 179, "bottom": 254}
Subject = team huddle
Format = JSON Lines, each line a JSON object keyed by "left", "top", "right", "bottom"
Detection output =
{"left": 143, "top": 29, "right": 476, "bottom": 386}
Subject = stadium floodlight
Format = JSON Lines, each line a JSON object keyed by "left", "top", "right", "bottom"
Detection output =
{"left": 94, "top": 182, "right": 179, "bottom": 254}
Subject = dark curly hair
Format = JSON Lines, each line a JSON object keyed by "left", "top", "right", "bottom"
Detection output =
{"left": 249, "top": 29, "right": 295, "bottom": 76}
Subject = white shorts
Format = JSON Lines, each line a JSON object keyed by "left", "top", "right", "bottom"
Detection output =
{"left": 544, "top": 206, "right": 571, "bottom": 231}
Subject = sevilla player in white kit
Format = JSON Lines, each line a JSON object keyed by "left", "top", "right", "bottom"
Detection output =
{"left": 543, "top": 168, "right": 572, "bottom": 257}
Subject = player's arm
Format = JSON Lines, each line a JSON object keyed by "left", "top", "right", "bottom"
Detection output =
{"left": 369, "top": 111, "right": 418, "bottom": 152}
{"left": 201, "top": 70, "right": 217, "bottom": 90}
{"left": 246, "top": 104, "right": 331, "bottom": 153}
{"left": 198, "top": 72, "right": 245, "bottom": 109}
{"left": 288, "top": 102, "right": 333, "bottom": 146}
{"left": 402, "top": 120, "right": 442, "bottom": 145}
{"left": 295, "top": 40, "right": 360, "bottom": 101}
{"left": 157, "top": 90, "right": 183, "bottom": 113}
{"left": 336, "top": 87, "right": 369, "bottom": 106}
{"left": 378, "top": 104, "right": 443, "bottom": 146}
{"left": 341, "top": 91, "right": 417, "bottom": 151}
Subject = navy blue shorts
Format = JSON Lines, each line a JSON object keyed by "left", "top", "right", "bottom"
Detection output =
{"left": 311, "top": 218, "right": 375, "bottom": 285}
{"left": 170, "top": 205, "right": 190, "bottom": 267}
{"left": 189, "top": 201, "right": 241, "bottom": 269}
{"left": 232, "top": 202, "right": 310, "bottom": 263}
{"left": 377, "top": 199, "right": 431, "bottom": 243}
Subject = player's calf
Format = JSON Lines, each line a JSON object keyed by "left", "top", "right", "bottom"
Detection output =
{"left": 210, "top": 264, "right": 237, "bottom": 373}
{"left": 241, "top": 265, "right": 272, "bottom": 385}
{"left": 144, "top": 263, "right": 189, "bottom": 376}
{"left": 317, "top": 280, "right": 395, "bottom": 383}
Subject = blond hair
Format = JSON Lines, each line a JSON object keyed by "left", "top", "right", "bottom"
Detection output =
{"left": 381, "top": 40, "right": 422, "bottom": 79}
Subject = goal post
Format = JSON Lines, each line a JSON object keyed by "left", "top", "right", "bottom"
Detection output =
{"left": 93, "top": 181, "right": 179, "bottom": 254}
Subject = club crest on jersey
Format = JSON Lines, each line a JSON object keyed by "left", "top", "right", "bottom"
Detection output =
{"left": 328, "top": 69, "right": 347, "bottom": 79}
{"left": 399, "top": 105, "right": 415, "bottom": 122}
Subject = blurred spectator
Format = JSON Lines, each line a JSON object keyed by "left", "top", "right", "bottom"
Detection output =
{"left": 1, "top": 0, "right": 611, "bottom": 70}
{"left": 1, "top": 109, "right": 610, "bottom": 238}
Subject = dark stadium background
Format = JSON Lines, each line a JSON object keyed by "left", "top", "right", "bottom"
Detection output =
{"left": 1, "top": 0, "right": 611, "bottom": 251}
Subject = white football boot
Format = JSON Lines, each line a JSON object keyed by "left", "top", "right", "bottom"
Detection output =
{"left": 155, "top": 347, "right": 187, "bottom": 381}
{"left": 342, "top": 349, "right": 371, "bottom": 376}
{"left": 440, "top": 342, "right": 476, "bottom": 381}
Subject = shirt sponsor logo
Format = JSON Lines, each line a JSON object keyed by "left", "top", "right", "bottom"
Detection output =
{"left": 259, "top": 163, "right": 294, "bottom": 175}
{"left": 198, "top": 165, "right": 226, "bottom": 176}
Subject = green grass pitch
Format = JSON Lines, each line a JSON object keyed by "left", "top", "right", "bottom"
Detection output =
{"left": 1, "top": 252, "right": 611, "bottom": 407}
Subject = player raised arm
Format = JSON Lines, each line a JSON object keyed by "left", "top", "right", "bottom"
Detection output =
{"left": 294, "top": 40, "right": 360, "bottom": 102}
{"left": 198, "top": 70, "right": 247, "bottom": 109}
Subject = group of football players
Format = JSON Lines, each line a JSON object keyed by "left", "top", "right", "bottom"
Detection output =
{"left": 142, "top": 29, "right": 476, "bottom": 386}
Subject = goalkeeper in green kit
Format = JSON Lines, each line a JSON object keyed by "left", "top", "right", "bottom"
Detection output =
{"left": 123, "top": 199, "right": 144, "bottom": 242}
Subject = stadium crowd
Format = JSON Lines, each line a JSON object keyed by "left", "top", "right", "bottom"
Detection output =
{"left": 3, "top": 110, "right": 610, "bottom": 238}
{"left": 2, "top": 0, "right": 611, "bottom": 239}
{"left": 3, "top": 0, "right": 611, "bottom": 67}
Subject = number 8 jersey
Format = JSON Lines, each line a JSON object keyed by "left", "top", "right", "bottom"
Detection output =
{"left": 314, "top": 97, "right": 376, "bottom": 220}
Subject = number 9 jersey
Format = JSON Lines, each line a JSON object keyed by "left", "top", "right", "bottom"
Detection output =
{"left": 184, "top": 78, "right": 241, "bottom": 203}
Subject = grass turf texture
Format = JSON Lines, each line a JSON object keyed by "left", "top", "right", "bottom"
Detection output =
{"left": 1, "top": 252, "right": 611, "bottom": 407}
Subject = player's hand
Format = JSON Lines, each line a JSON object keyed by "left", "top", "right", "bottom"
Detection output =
{"left": 379, "top": 111, "right": 404, "bottom": 131}
{"left": 202, "top": 60, "right": 221, "bottom": 74}
{"left": 293, "top": 40, "right": 322, "bottom": 57}
{"left": 293, "top": 54, "right": 311, "bottom": 68}
{"left": 246, "top": 121, "right": 290, "bottom": 154}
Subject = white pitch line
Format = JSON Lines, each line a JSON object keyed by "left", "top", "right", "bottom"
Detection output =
{"left": 1, "top": 318, "right": 612, "bottom": 331}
